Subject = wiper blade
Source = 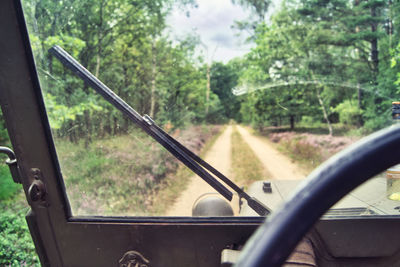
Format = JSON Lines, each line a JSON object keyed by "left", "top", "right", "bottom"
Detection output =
{"left": 49, "top": 45, "right": 270, "bottom": 216}
{"left": 147, "top": 118, "right": 270, "bottom": 216}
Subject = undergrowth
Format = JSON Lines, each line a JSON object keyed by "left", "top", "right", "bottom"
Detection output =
{"left": 0, "top": 200, "right": 39, "bottom": 267}
{"left": 0, "top": 125, "right": 221, "bottom": 266}
{"left": 277, "top": 136, "right": 323, "bottom": 171}
{"left": 0, "top": 164, "right": 20, "bottom": 201}
{"left": 0, "top": 159, "right": 40, "bottom": 266}
{"left": 54, "top": 125, "right": 222, "bottom": 216}
{"left": 264, "top": 126, "right": 359, "bottom": 172}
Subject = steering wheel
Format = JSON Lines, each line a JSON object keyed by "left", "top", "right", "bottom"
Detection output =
{"left": 234, "top": 125, "right": 400, "bottom": 267}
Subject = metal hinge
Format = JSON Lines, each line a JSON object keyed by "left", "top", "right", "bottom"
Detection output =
{"left": 0, "top": 146, "right": 21, "bottom": 183}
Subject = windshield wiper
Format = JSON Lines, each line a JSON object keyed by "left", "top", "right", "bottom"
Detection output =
{"left": 49, "top": 45, "right": 270, "bottom": 216}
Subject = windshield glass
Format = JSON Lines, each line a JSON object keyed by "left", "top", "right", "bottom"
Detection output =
{"left": 20, "top": 0, "right": 400, "bottom": 218}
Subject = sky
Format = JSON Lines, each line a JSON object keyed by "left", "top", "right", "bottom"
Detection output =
{"left": 166, "top": 0, "right": 254, "bottom": 63}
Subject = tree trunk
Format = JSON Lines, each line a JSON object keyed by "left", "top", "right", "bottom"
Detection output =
{"left": 95, "top": 51, "right": 101, "bottom": 77}
{"left": 150, "top": 40, "right": 157, "bottom": 118}
{"left": 370, "top": 5, "right": 378, "bottom": 80}
{"left": 123, "top": 117, "right": 130, "bottom": 133}
{"left": 95, "top": 32, "right": 103, "bottom": 77}
{"left": 84, "top": 110, "right": 92, "bottom": 148}
{"left": 95, "top": 0, "right": 105, "bottom": 77}
{"left": 290, "top": 115, "right": 295, "bottom": 130}
{"left": 113, "top": 116, "right": 118, "bottom": 135}
{"left": 205, "top": 63, "right": 210, "bottom": 115}
{"left": 317, "top": 89, "right": 333, "bottom": 136}
{"left": 354, "top": 0, "right": 363, "bottom": 109}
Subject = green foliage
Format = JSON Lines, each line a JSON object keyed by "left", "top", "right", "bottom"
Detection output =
{"left": 0, "top": 165, "right": 20, "bottom": 201}
{"left": 0, "top": 206, "right": 40, "bottom": 266}
{"left": 45, "top": 93, "right": 102, "bottom": 130}
{"left": 0, "top": 116, "right": 38, "bottom": 266}
{"left": 362, "top": 101, "right": 392, "bottom": 132}
{"left": 235, "top": 0, "right": 395, "bottom": 133}
{"left": 299, "top": 116, "right": 322, "bottom": 127}
{"left": 44, "top": 35, "right": 86, "bottom": 58}
{"left": 391, "top": 42, "right": 400, "bottom": 90}
{"left": 0, "top": 110, "right": 9, "bottom": 146}
{"left": 210, "top": 62, "right": 242, "bottom": 121}
{"left": 21, "top": 0, "right": 230, "bottom": 141}
{"left": 333, "top": 100, "right": 362, "bottom": 126}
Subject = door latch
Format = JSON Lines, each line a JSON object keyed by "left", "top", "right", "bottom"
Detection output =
{"left": 28, "top": 168, "right": 48, "bottom": 206}
{"left": 0, "top": 146, "right": 21, "bottom": 183}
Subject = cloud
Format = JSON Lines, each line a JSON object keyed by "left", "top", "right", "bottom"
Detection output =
{"left": 210, "top": 33, "right": 234, "bottom": 48}
{"left": 167, "top": 0, "right": 253, "bottom": 62}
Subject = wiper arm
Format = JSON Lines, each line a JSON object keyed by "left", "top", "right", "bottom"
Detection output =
{"left": 49, "top": 45, "right": 270, "bottom": 216}
{"left": 147, "top": 118, "right": 270, "bottom": 216}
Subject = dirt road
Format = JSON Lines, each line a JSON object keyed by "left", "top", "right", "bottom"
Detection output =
{"left": 166, "top": 126, "right": 234, "bottom": 216}
{"left": 166, "top": 125, "right": 305, "bottom": 216}
{"left": 236, "top": 125, "right": 306, "bottom": 180}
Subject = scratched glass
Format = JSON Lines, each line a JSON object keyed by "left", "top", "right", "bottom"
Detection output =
{"left": 21, "top": 0, "right": 400, "bottom": 218}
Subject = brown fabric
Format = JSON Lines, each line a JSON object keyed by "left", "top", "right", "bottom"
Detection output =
{"left": 283, "top": 238, "right": 316, "bottom": 267}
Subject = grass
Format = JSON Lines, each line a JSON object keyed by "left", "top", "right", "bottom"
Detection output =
{"left": 53, "top": 125, "right": 222, "bottom": 216}
{"left": 55, "top": 130, "right": 175, "bottom": 216}
{"left": 256, "top": 123, "right": 359, "bottom": 172}
{"left": 231, "top": 126, "right": 267, "bottom": 188}
{"left": 0, "top": 124, "right": 223, "bottom": 265}
{"left": 259, "top": 123, "right": 360, "bottom": 137}
{"left": 277, "top": 137, "right": 323, "bottom": 172}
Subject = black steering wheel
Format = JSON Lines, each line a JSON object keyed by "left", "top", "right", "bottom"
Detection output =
{"left": 235, "top": 125, "right": 400, "bottom": 267}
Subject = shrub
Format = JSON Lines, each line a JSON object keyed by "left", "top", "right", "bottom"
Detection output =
{"left": 0, "top": 205, "right": 40, "bottom": 266}
{"left": 333, "top": 100, "right": 362, "bottom": 126}
{"left": 0, "top": 165, "right": 20, "bottom": 201}
{"left": 279, "top": 137, "right": 322, "bottom": 169}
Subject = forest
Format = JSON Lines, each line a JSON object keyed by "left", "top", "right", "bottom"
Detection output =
{"left": 0, "top": 0, "right": 399, "bottom": 142}
{"left": 1, "top": 0, "right": 400, "bottom": 264}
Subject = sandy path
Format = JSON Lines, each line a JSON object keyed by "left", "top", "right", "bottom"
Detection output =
{"left": 236, "top": 125, "right": 306, "bottom": 180}
{"left": 166, "top": 125, "right": 305, "bottom": 215}
{"left": 166, "top": 126, "right": 233, "bottom": 216}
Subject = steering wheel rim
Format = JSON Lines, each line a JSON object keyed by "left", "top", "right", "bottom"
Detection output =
{"left": 235, "top": 125, "right": 400, "bottom": 267}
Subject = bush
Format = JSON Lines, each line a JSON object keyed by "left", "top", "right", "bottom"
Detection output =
{"left": 0, "top": 165, "right": 20, "bottom": 201}
{"left": 280, "top": 137, "right": 323, "bottom": 169}
{"left": 362, "top": 103, "right": 391, "bottom": 132}
{"left": 333, "top": 100, "right": 362, "bottom": 126}
{"left": 299, "top": 116, "right": 323, "bottom": 127}
{"left": 363, "top": 116, "right": 390, "bottom": 133}
{"left": 0, "top": 205, "right": 40, "bottom": 266}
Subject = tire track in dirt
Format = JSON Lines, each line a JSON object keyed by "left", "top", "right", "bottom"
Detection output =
{"left": 235, "top": 125, "right": 306, "bottom": 180}
{"left": 166, "top": 125, "right": 234, "bottom": 216}
{"left": 166, "top": 125, "right": 305, "bottom": 216}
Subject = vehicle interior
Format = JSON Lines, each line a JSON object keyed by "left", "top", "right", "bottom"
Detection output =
{"left": 1, "top": 0, "right": 400, "bottom": 266}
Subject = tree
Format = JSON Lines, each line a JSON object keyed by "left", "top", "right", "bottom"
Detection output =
{"left": 232, "top": 0, "right": 271, "bottom": 21}
{"left": 238, "top": 5, "right": 321, "bottom": 129}
{"left": 298, "top": 0, "right": 387, "bottom": 105}
{"left": 210, "top": 62, "right": 242, "bottom": 121}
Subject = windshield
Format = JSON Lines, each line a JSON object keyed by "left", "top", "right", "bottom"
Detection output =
{"left": 19, "top": 0, "right": 400, "bottom": 218}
